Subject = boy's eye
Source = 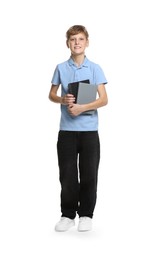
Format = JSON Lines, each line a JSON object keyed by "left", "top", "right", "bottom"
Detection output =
{"left": 70, "top": 38, "right": 84, "bottom": 42}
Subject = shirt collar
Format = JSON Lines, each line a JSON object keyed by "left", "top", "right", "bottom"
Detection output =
{"left": 68, "top": 56, "right": 89, "bottom": 68}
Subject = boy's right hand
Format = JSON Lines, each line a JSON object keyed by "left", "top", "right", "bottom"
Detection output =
{"left": 62, "top": 94, "right": 75, "bottom": 105}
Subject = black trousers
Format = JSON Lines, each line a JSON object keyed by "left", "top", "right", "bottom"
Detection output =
{"left": 57, "top": 130, "right": 100, "bottom": 219}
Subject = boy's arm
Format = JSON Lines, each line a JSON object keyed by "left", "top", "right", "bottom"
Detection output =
{"left": 86, "top": 83, "right": 108, "bottom": 109}
{"left": 49, "top": 84, "right": 75, "bottom": 105}
{"left": 49, "top": 84, "right": 62, "bottom": 103}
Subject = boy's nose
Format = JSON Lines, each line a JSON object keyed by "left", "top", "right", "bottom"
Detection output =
{"left": 75, "top": 39, "right": 79, "bottom": 44}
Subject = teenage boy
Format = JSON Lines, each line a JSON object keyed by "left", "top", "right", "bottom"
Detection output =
{"left": 49, "top": 25, "right": 108, "bottom": 232}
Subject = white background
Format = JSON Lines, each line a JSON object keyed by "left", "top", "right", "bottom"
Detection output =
{"left": 0, "top": 0, "right": 159, "bottom": 259}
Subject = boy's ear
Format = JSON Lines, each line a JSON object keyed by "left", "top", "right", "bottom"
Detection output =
{"left": 66, "top": 40, "right": 69, "bottom": 48}
{"left": 86, "top": 39, "right": 89, "bottom": 47}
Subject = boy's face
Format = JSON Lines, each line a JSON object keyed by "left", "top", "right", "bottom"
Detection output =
{"left": 67, "top": 32, "right": 89, "bottom": 56}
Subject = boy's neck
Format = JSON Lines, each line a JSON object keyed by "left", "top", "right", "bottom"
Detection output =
{"left": 71, "top": 54, "right": 85, "bottom": 67}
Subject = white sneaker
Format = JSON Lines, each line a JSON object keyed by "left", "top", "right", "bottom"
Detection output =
{"left": 78, "top": 217, "right": 92, "bottom": 232}
{"left": 55, "top": 217, "right": 75, "bottom": 232}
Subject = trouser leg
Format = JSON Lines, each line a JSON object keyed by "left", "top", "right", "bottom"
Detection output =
{"left": 57, "top": 131, "right": 79, "bottom": 219}
{"left": 78, "top": 131, "right": 100, "bottom": 218}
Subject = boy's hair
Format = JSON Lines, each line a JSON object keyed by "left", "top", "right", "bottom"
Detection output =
{"left": 66, "top": 25, "right": 89, "bottom": 46}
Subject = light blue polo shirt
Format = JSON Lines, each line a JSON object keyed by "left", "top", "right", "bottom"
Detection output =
{"left": 51, "top": 57, "right": 108, "bottom": 131}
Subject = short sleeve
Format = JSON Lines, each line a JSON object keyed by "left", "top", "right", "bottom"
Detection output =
{"left": 95, "top": 64, "right": 108, "bottom": 85}
{"left": 51, "top": 65, "right": 61, "bottom": 85}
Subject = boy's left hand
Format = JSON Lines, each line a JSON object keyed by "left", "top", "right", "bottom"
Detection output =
{"left": 68, "top": 104, "right": 84, "bottom": 116}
